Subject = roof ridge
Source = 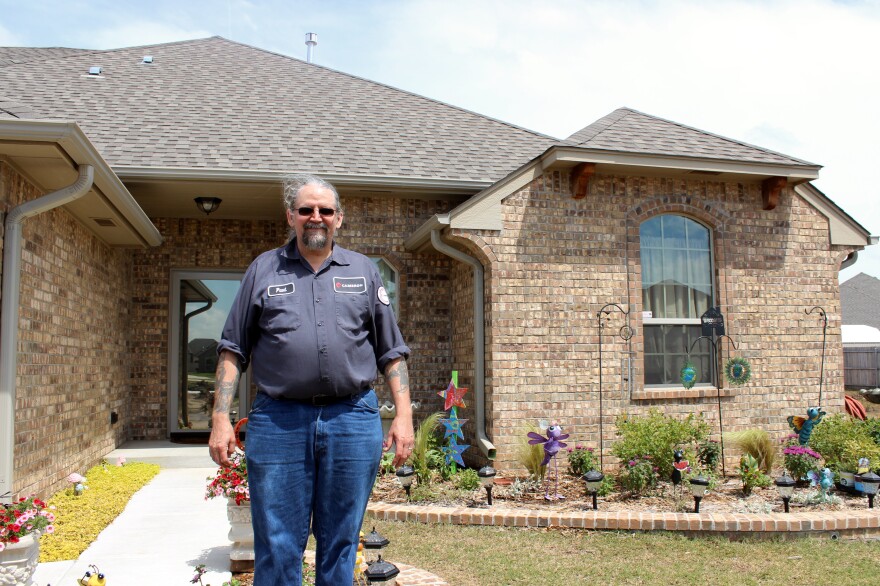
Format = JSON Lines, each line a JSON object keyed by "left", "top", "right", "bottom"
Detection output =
{"left": 567, "top": 107, "right": 636, "bottom": 145}
{"left": 208, "top": 37, "right": 561, "bottom": 143}
{"left": 621, "top": 107, "right": 818, "bottom": 167}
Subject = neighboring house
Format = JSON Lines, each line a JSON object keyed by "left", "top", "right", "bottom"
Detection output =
{"left": 842, "top": 272, "right": 880, "bottom": 330}
{"left": 188, "top": 338, "right": 219, "bottom": 374}
{"left": 0, "top": 37, "right": 874, "bottom": 499}
{"left": 841, "top": 273, "right": 880, "bottom": 387}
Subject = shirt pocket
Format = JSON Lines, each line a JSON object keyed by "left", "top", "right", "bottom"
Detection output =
{"left": 335, "top": 291, "right": 370, "bottom": 333}
{"left": 259, "top": 294, "right": 302, "bottom": 334}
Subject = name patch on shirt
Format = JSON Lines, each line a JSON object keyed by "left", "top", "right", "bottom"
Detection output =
{"left": 333, "top": 276, "right": 367, "bottom": 294}
{"left": 267, "top": 283, "right": 295, "bottom": 297}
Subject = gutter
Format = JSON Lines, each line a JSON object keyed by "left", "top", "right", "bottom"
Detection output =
{"left": 429, "top": 229, "right": 496, "bottom": 460}
{"left": 0, "top": 165, "right": 94, "bottom": 503}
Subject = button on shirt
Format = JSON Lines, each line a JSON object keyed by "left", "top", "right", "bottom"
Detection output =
{"left": 217, "top": 240, "right": 410, "bottom": 400}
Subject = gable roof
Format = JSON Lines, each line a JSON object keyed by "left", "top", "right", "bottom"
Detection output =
{"left": 842, "top": 273, "right": 880, "bottom": 329}
{"left": 0, "top": 37, "right": 556, "bottom": 184}
{"left": 564, "top": 107, "right": 816, "bottom": 167}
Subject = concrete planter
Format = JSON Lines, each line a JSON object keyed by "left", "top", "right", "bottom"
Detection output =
{"left": 227, "top": 499, "right": 254, "bottom": 572}
{"left": 0, "top": 533, "right": 39, "bottom": 586}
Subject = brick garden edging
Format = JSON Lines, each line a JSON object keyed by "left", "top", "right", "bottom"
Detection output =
{"left": 361, "top": 502, "right": 880, "bottom": 585}
{"left": 366, "top": 502, "right": 880, "bottom": 541}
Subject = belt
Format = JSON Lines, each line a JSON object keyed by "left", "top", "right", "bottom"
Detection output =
{"left": 258, "top": 390, "right": 358, "bottom": 406}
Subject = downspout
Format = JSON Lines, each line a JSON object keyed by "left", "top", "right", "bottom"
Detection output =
{"left": 840, "top": 251, "right": 858, "bottom": 271}
{"left": 429, "top": 230, "right": 496, "bottom": 460}
{"left": 1, "top": 165, "right": 94, "bottom": 502}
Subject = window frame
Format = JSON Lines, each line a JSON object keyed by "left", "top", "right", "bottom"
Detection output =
{"left": 640, "top": 214, "right": 717, "bottom": 388}
{"left": 369, "top": 256, "right": 400, "bottom": 317}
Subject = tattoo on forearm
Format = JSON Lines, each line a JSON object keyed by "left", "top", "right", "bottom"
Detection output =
{"left": 385, "top": 360, "right": 410, "bottom": 395}
{"left": 213, "top": 361, "right": 241, "bottom": 414}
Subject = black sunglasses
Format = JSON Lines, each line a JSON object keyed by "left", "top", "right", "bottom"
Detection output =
{"left": 296, "top": 206, "right": 337, "bottom": 218}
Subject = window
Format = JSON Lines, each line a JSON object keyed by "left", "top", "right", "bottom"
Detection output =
{"left": 640, "top": 215, "right": 714, "bottom": 386}
{"left": 370, "top": 257, "right": 399, "bottom": 315}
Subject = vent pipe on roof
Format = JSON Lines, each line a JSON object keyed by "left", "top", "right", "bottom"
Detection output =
{"left": 305, "top": 32, "right": 317, "bottom": 63}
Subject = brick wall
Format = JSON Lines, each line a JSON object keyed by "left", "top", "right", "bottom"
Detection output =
{"left": 1, "top": 162, "right": 132, "bottom": 498}
{"left": 128, "top": 194, "right": 458, "bottom": 439}
{"left": 448, "top": 171, "right": 853, "bottom": 471}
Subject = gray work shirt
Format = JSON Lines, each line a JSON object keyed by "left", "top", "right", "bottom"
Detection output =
{"left": 217, "top": 239, "right": 410, "bottom": 400}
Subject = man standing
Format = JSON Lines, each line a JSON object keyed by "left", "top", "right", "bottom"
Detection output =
{"left": 209, "top": 174, "right": 414, "bottom": 585}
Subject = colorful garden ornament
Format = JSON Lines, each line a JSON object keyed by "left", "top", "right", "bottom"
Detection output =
{"left": 724, "top": 356, "right": 752, "bottom": 386}
{"left": 787, "top": 407, "right": 826, "bottom": 446}
{"left": 808, "top": 467, "right": 835, "bottom": 502}
{"left": 680, "top": 361, "right": 697, "bottom": 390}
{"left": 527, "top": 422, "right": 569, "bottom": 500}
{"left": 439, "top": 372, "right": 470, "bottom": 469}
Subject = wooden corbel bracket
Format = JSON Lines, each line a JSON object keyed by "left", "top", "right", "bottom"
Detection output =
{"left": 762, "top": 176, "right": 787, "bottom": 210}
{"left": 571, "top": 163, "right": 596, "bottom": 200}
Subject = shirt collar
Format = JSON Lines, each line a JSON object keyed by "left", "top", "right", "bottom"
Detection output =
{"left": 281, "top": 239, "right": 351, "bottom": 266}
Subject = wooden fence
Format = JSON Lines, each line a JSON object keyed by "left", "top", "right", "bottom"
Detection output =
{"left": 844, "top": 346, "right": 880, "bottom": 388}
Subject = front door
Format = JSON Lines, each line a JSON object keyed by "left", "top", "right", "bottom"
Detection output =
{"left": 168, "top": 271, "right": 247, "bottom": 437}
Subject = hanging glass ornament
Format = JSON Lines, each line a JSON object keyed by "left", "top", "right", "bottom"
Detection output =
{"left": 680, "top": 361, "right": 698, "bottom": 389}
{"left": 724, "top": 356, "right": 752, "bottom": 386}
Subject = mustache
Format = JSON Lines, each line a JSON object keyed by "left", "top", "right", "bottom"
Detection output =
{"left": 304, "top": 222, "right": 328, "bottom": 231}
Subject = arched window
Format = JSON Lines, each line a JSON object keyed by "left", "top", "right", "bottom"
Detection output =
{"left": 640, "top": 215, "right": 714, "bottom": 386}
{"left": 370, "top": 256, "right": 399, "bottom": 316}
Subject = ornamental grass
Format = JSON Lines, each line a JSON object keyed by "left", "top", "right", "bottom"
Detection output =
{"left": 39, "top": 461, "right": 160, "bottom": 562}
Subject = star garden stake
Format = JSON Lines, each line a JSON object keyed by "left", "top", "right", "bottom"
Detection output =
{"left": 438, "top": 371, "right": 470, "bottom": 470}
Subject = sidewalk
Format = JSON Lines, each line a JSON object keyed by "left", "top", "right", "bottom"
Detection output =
{"left": 33, "top": 441, "right": 231, "bottom": 586}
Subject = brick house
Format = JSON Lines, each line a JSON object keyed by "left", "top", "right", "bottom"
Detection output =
{"left": 0, "top": 37, "right": 873, "bottom": 499}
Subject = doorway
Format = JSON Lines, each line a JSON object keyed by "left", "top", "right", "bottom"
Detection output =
{"left": 168, "top": 271, "right": 247, "bottom": 440}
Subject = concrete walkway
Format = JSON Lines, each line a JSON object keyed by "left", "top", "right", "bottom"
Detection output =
{"left": 33, "top": 442, "right": 231, "bottom": 586}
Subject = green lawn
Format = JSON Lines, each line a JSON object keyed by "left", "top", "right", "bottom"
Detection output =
{"left": 368, "top": 521, "right": 880, "bottom": 585}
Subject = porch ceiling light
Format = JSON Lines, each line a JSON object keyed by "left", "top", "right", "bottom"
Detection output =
{"left": 194, "top": 196, "right": 222, "bottom": 216}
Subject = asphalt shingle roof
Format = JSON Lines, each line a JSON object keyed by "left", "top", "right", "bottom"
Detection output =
{"left": 0, "top": 37, "right": 555, "bottom": 182}
{"left": 564, "top": 107, "right": 816, "bottom": 167}
{"left": 842, "top": 273, "right": 880, "bottom": 329}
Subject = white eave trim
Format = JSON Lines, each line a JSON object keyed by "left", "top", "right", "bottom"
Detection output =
{"left": 794, "top": 183, "right": 874, "bottom": 247}
{"left": 0, "top": 119, "right": 162, "bottom": 247}
{"left": 543, "top": 147, "right": 823, "bottom": 181}
{"left": 114, "top": 166, "right": 491, "bottom": 193}
{"left": 431, "top": 145, "right": 824, "bottom": 233}
{"left": 403, "top": 213, "right": 450, "bottom": 251}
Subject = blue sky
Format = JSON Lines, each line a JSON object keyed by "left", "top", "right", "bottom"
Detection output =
{"left": 2, "top": 0, "right": 880, "bottom": 281}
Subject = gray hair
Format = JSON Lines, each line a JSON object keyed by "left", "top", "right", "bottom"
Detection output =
{"left": 281, "top": 174, "right": 343, "bottom": 215}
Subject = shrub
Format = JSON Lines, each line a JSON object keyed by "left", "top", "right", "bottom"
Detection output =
{"left": 725, "top": 429, "right": 775, "bottom": 473}
{"left": 738, "top": 454, "right": 771, "bottom": 495}
{"left": 616, "top": 456, "right": 659, "bottom": 496}
{"left": 454, "top": 468, "right": 481, "bottom": 491}
{"left": 696, "top": 440, "right": 721, "bottom": 472}
{"left": 566, "top": 445, "right": 599, "bottom": 477}
{"left": 612, "top": 410, "right": 710, "bottom": 478}
{"left": 516, "top": 423, "right": 547, "bottom": 481}
{"left": 409, "top": 412, "right": 444, "bottom": 484}
{"left": 782, "top": 444, "right": 823, "bottom": 482}
{"left": 809, "top": 414, "right": 880, "bottom": 472}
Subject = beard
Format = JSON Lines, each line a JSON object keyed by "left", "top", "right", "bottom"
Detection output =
{"left": 301, "top": 223, "right": 329, "bottom": 250}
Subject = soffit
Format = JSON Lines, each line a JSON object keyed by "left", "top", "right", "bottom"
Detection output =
{"left": 0, "top": 140, "right": 151, "bottom": 246}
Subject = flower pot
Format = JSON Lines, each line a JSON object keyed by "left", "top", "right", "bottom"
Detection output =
{"left": 837, "top": 471, "right": 858, "bottom": 494}
{"left": 0, "top": 533, "right": 39, "bottom": 586}
{"left": 227, "top": 499, "right": 254, "bottom": 572}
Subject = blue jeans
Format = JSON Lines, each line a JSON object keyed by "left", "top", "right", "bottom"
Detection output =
{"left": 245, "top": 390, "right": 383, "bottom": 586}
